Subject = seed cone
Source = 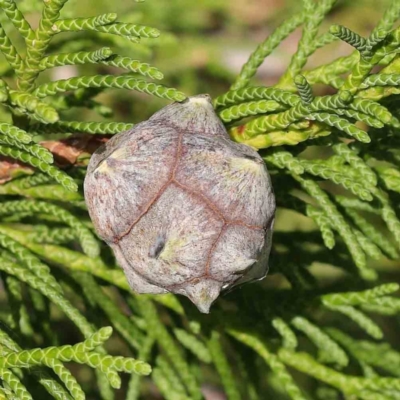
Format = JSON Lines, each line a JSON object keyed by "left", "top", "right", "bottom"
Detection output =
{"left": 84, "top": 95, "right": 275, "bottom": 313}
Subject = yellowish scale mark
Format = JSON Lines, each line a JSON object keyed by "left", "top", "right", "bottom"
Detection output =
{"left": 231, "top": 157, "right": 263, "bottom": 175}
{"left": 200, "top": 287, "right": 209, "bottom": 301}
{"left": 96, "top": 160, "right": 111, "bottom": 174}
{"left": 109, "top": 147, "right": 127, "bottom": 159}
{"left": 159, "top": 237, "right": 188, "bottom": 269}
{"left": 220, "top": 157, "right": 262, "bottom": 190}
{"left": 95, "top": 148, "right": 127, "bottom": 174}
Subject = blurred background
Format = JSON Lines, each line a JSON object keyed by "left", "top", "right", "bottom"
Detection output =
{"left": 5, "top": 0, "right": 391, "bottom": 123}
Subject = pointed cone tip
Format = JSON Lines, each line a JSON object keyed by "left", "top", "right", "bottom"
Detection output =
{"left": 180, "top": 278, "right": 222, "bottom": 314}
{"left": 188, "top": 94, "right": 212, "bottom": 106}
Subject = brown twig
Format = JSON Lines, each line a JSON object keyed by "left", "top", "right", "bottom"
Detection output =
{"left": 0, "top": 134, "right": 110, "bottom": 183}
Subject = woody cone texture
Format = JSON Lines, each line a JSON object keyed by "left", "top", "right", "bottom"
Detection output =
{"left": 84, "top": 95, "right": 276, "bottom": 313}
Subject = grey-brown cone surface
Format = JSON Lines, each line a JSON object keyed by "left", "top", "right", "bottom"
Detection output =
{"left": 84, "top": 95, "right": 275, "bottom": 313}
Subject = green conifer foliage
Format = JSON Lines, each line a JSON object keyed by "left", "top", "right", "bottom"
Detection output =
{"left": 0, "top": 0, "right": 400, "bottom": 398}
